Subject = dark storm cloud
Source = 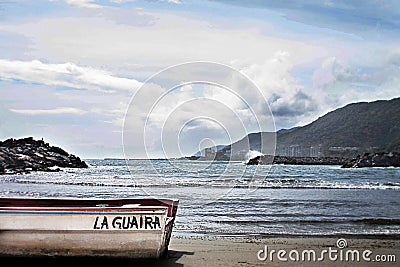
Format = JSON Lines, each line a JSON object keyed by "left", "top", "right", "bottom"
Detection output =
{"left": 271, "top": 90, "right": 318, "bottom": 117}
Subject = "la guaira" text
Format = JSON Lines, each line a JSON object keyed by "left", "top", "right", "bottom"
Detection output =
{"left": 93, "top": 215, "right": 162, "bottom": 230}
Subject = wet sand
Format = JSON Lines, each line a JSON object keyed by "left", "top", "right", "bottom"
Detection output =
{"left": 2, "top": 235, "right": 399, "bottom": 266}
{"left": 166, "top": 235, "right": 399, "bottom": 266}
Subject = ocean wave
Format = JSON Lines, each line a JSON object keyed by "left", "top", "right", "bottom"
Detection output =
{"left": 208, "top": 218, "right": 400, "bottom": 226}
{"left": 1, "top": 176, "right": 399, "bottom": 190}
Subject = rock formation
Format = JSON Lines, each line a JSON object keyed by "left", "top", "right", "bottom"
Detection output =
{"left": 341, "top": 152, "right": 400, "bottom": 168}
{"left": 246, "top": 155, "right": 348, "bottom": 165}
{"left": 0, "top": 137, "right": 88, "bottom": 174}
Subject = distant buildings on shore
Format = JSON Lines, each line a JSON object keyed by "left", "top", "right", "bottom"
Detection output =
{"left": 276, "top": 145, "right": 365, "bottom": 158}
{"left": 202, "top": 147, "right": 216, "bottom": 159}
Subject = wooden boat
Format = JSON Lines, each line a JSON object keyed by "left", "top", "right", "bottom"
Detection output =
{"left": 0, "top": 197, "right": 179, "bottom": 258}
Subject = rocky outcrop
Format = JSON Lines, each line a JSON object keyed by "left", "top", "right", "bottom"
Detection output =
{"left": 274, "top": 156, "right": 347, "bottom": 165}
{"left": 341, "top": 152, "right": 400, "bottom": 168}
{"left": 0, "top": 137, "right": 88, "bottom": 174}
{"left": 246, "top": 155, "right": 348, "bottom": 165}
{"left": 246, "top": 155, "right": 261, "bottom": 165}
{"left": 246, "top": 153, "right": 400, "bottom": 167}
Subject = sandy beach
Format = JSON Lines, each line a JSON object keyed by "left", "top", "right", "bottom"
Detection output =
{"left": 164, "top": 235, "right": 400, "bottom": 266}
{"left": 2, "top": 235, "right": 398, "bottom": 266}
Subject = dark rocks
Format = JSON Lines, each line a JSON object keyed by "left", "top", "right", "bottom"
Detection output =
{"left": 0, "top": 137, "right": 88, "bottom": 174}
{"left": 246, "top": 154, "right": 348, "bottom": 165}
{"left": 341, "top": 152, "right": 400, "bottom": 168}
{"left": 273, "top": 156, "right": 348, "bottom": 165}
{"left": 246, "top": 155, "right": 274, "bottom": 165}
{"left": 184, "top": 156, "right": 200, "bottom": 160}
{"left": 246, "top": 155, "right": 262, "bottom": 165}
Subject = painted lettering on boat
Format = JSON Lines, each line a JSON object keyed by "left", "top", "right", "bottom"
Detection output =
{"left": 93, "top": 215, "right": 161, "bottom": 230}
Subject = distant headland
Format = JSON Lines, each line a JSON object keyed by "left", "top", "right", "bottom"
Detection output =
{"left": 191, "top": 97, "right": 400, "bottom": 168}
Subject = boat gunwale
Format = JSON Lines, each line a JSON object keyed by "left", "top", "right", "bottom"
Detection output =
{"left": 0, "top": 206, "right": 169, "bottom": 213}
{"left": 0, "top": 197, "right": 179, "bottom": 217}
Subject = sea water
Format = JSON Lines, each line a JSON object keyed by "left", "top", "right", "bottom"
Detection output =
{"left": 1, "top": 159, "right": 399, "bottom": 237}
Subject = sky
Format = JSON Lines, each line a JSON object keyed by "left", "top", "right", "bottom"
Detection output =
{"left": 0, "top": 0, "right": 399, "bottom": 158}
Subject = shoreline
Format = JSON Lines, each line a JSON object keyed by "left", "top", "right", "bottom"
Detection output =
{"left": 2, "top": 234, "right": 398, "bottom": 266}
{"left": 172, "top": 232, "right": 400, "bottom": 240}
{"left": 166, "top": 234, "right": 399, "bottom": 266}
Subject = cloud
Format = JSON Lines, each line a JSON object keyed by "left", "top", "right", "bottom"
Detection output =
{"left": 122, "top": 64, "right": 277, "bottom": 158}
{"left": 272, "top": 90, "right": 317, "bottom": 117}
{"left": 211, "top": 0, "right": 400, "bottom": 35}
{"left": 312, "top": 54, "right": 400, "bottom": 110}
{"left": 239, "top": 49, "right": 400, "bottom": 129}
{"left": 237, "top": 51, "right": 318, "bottom": 128}
{"left": 0, "top": 59, "right": 142, "bottom": 92}
{"left": 9, "top": 107, "right": 87, "bottom": 115}
{"left": 0, "top": 11, "right": 315, "bottom": 73}
{"left": 65, "top": 0, "right": 102, "bottom": 9}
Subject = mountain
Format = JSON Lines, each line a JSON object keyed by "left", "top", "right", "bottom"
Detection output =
{"left": 216, "top": 97, "right": 400, "bottom": 159}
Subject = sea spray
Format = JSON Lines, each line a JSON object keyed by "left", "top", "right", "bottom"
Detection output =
{"left": 244, "top": 150, "right": 263, "bottom": 164}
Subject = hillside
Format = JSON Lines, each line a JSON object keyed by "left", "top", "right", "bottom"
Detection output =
{"left": 193, "top": 145, "right": 226, "bottom": 157}
{"left": 217, "top": 97, "right": 400, "bottom": 159}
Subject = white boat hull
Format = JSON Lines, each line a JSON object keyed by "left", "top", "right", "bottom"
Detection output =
{"left": 0, "top": 197, "right": 178, "bottom": 258}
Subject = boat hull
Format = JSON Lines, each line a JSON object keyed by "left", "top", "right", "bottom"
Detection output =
{"left": 0, "top": 197, "right": 179, "bottom": 258}
{"left": 0, "top": 230, "right": 167, "bottom": 258}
